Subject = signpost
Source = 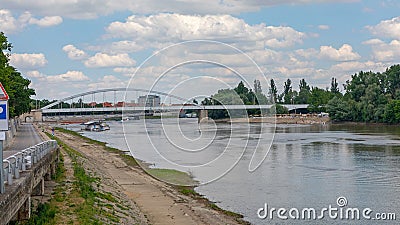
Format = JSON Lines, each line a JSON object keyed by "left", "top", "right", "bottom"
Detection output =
{"left": 0, "top": 82, "right": 9, "bottom": 193}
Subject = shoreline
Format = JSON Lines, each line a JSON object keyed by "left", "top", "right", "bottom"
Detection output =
{"left": 34, "top": 124, "right": 249, "bottom": 225}
{"left": 211, "top": 116, "right": 330, "bottom": 124}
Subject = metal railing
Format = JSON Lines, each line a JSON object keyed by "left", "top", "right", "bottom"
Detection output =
{"left": 1, "top": 140, "right": 58, "bottom": 192}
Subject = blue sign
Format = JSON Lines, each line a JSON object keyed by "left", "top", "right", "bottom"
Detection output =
{"left": 0, "top": 104, "right": 6, "bottom": 119}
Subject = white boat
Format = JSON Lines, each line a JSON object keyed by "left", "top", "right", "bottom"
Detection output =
{"left": 82, "top": 121, "right": 110, "bottom": 131}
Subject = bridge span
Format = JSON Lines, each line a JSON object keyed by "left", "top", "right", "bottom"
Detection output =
{"left": 41, "top": 104, "right": 309, "bottom": 114}
{"left": 25, "top": 88, "right": 309, "bottom": 122}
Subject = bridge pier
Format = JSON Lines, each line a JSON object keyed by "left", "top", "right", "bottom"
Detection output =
{"left": 198, "top": 110, "right": 208, "bottom": 123}
{"left": 16, "top": 197, "right": 31, "bottom": 221}
{"left": 32, "top": 178, "right": 45, "bottom": 196}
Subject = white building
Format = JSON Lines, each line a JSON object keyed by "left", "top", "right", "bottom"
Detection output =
{"left": 138, "top": 95, "right": 160, "bottom": 107}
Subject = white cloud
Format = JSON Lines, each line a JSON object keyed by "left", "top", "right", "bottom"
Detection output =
{"left": 27, "top": 70, "right": 90, "bottom": 99}
{"left": 368, "top": 40, "right": 400, "bottom": 62}
{"left": 29, "top": 16, "right": 63, "bottom": 27}
{"left": 363, "top": 38, "right": 400, "bottom": 61}
{"left": 366, "top": 16, "right": 400, "bottom": 39}
{"left": 294, "top": 48, "right": 319, "bottom": 59}
{"left": 331, "top": 61, "right": 389, "bottom": 73}
{"left": 1, "top": 0, "right": 358, "bottom": 19}
{"left": 0, "top": 9, "right": 27, "bottom": 33}
{"left": 105, "top": 13, "right": 306, "bottom": 49}
{"left": 88, "top": 41, "right": 145, "bottom": 54}
{"left": 62, "top": 45, "right": 88, "bottom": 60}
{"left": 318, "top": 25, "right": 330, "bottom": 30}
{"left": 362, "top": 38, "right": 385, "bottom": 45}
{"left": 84, "top": 53, "right": 136, "bottom": 68}
{"left": 46, "top": 71, "right": 90, "bottom": 82}
{"left": 319, "top": 44, "right": 361, "bottom": 61}
{"left": 88, "top": 75, "right": 126, "bottom": 89}
{"left": 0, "top": 9, "right": 62, "bottom": 33}
{"left": 26, "top": 70, "right": 45, "bottom": 79}
{"left": 9, "top": 53, "right": 48, "bottom": 69}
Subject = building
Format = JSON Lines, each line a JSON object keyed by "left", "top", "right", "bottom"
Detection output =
{"left": 102, "top": 102, "right": 113, "bottom": 107}
{"left": 138, "top": 95, "right": 160, "bottom": 107}
{"left": 114, "top": 101, "right": 124, "bottom": 107}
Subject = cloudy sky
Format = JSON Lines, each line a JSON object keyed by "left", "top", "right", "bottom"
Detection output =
{"left": 1, "top": 0, "right": 400, "bottom": 102}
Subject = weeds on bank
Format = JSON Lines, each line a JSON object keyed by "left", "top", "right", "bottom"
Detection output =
{"left": 27, "top": 131, "right": 126, "bottom": 224}
{"left": 21, "top": 203, "right": 57, "bottom": 225}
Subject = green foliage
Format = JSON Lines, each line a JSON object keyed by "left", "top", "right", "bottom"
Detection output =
{"left": 329, "top": 64, "right": 400, "bottom": 123}
{"left": 147, "top": 168, "right": 196, "bottom": 186}
{"left": 268, "top": 79, "right": 278, "bottom": 103}
{"left": 274, "top": 104, "right": 289, "bottom": 114}
{"left": 0, "top": 32, "right": 35, "bottom": 117}
{"left": 24, "top": 203, "right": 57, "bottom": 225}
{"left": 202, "top": 80, "right": 267, "bottom": 119}
{"left": 281, "top": 78, "right": 294, "bottom": 104}
{"left": 296, "top": 78, "right": 311, "bottom": 104}
{"left": 384, "top": 100, "right": 400, "bottom": 124}
{"left": 326, "top": 97, "right": 352, "bottom": 121}
{"left": 307, "top": 87, "right": 332, "bottom": 113}
{"left": 204, "top": 64, "right": 400, "bottom": 124}
{"left": 330, "top": 77, "right": 340, "bottom": 94}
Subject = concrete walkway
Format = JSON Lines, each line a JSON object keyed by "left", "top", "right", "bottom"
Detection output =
{"left": 3, "top": 123, "right": 43, "bottom": 158}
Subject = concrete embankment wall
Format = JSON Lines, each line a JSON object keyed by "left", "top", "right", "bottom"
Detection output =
{"left": 2, "top": 118, "right": 20, "bottom": 149}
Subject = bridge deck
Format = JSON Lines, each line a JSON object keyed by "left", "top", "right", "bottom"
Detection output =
{"left": 41, "top": 104, "right": 309, "bottom": 114}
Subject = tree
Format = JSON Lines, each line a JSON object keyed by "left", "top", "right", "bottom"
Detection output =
{"left": 268, "top": 79, "right": 278, "bottom": 103}
{"left": 326, "top": 96, "right": 352, "bottom": 121}
{"left": 385, "top": 65, "right": 400, "bottom": 99}
{"left": 274, "top": 104, "right": 289, "bottom": 114}
{"left": 384, "top": 100, "right": 400, "bottom": 124}
{"left": 253, "top": 79, "right": 268, "bottom": 104}
{"left": 282, "top": 78, "right": 293, "bottom": 104}
{"left": 254, "top": 79, "right": 262, "bottom": 94}
{"left": 296, "top": 78, "right": 310, "bottom": 104}
{"left": 308, "top": 87, "right": 331, "bottom": 112}
{"left": 330, "top": 77, "right": 340, "bottom": 94}
{"left": 0, "top": 32, "right": 35, "bottom": 117}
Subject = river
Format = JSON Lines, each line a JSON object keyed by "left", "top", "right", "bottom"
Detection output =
{"left": 66, "top": 119, "right": 400, "bottom": 224}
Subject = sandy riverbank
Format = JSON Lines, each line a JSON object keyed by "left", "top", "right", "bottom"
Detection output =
{"left": 35, "top": 124, "right": 247, "bottom": 225}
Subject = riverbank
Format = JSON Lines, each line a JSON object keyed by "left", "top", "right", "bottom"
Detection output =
{"left": 33, "top": 124, "right": 248, "bottom": 225}
{"left": 215, "top": 115, "right": 330, "bottom": 124}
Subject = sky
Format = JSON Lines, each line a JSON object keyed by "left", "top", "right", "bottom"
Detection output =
{"left": 1, "top": 0, "right": 400, "bottom": 103}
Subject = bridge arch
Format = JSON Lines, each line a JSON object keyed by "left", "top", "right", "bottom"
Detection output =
{"left": 40, "top": 88, "right": 194, "bottom": 110}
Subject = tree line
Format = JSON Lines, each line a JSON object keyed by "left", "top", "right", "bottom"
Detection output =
{"left": 327, "top": 64, "right": 400, "bottom": 124}
{"left": 201, "top": 64, "right": 400, "bottom": 124}
{"left": 0, "top": 32, "right": 35, "bottom": 117}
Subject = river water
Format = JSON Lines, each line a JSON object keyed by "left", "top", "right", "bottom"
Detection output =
{"left": 67, "top": 119, "right": 400, "bottom": 224}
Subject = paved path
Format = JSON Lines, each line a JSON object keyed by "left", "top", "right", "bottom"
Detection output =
{"left": 3, "top": 123, "right": 43, "bottom": 158}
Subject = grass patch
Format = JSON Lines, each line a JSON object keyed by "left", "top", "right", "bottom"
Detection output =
{"left": 177, "top": 186, "right": 199, "bottom": 197}
{"left": 45, "top": 130, "right": 125, "bottom": 224}
{"left": 147, "top": 168, "right": 196, "bottom": 186}
{"left": 23, "top": 203, "right": 57, "bottom": 225}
